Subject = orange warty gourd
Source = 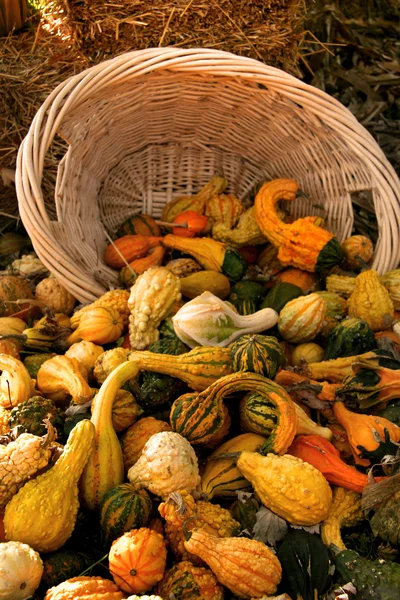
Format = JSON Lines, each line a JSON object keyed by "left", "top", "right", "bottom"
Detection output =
{"left": 108, "top": 528, "right": 167, "bottom": 594}
{"left": 183, "top": 528, "right": 282, "bottom": 598}
{"left": 254, "top": 178, "right": 343, "bottom": 274}
{"left": 44, "top": 576, "right": 126, "bottom": 600}
{"left": 104, "top": 235, "right": 163, "bottom": 269}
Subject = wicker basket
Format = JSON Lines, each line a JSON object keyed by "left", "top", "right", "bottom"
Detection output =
{"left": 16, "top": 48, "right": 400, "bottom": 303}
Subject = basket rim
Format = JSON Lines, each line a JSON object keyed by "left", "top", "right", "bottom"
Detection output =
{"left": 16, "top": 47, "right": 400, "bottom": 301}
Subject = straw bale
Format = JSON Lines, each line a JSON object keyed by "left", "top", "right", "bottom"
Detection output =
{"left": 40, "top": 0, "right": 304, "bottom": 71}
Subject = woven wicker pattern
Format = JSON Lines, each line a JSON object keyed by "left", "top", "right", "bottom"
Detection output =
{"left": 16, "top": 48, "right": 400, "bottom": 302}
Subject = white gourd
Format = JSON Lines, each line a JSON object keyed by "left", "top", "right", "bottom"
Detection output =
{"left": 0, "top": 541, "right": 43, "bottom": 600}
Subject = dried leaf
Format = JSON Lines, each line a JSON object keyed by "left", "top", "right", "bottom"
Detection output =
{"left": 252, "top": 506, "right": 288, "bottom": 546}
{"left": 64, "top": 400, "right": 92, "bottom": 416}
{"left": 291, "top": 523, "right": 321, "bottom": 535}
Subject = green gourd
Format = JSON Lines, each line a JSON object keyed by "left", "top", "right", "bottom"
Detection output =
{"left": 324, "top": 318, "right": 376, "bottom": 360}
{"left": 229, "top": 334, "right": 286, "bottom": 378}
{"left": 100, "top": 483, "right": 152, "bottom": 544}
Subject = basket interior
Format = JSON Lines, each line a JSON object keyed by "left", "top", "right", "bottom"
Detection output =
{"left": 49, "top": 70, "right": 374, "bottom": 295}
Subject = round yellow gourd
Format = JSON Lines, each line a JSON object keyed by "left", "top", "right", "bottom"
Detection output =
{"left": 292, "top": 342, "right": 325, "bottom": 365}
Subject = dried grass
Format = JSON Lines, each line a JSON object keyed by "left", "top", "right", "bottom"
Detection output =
{"left": 40, "top": 0, "right": 304, "bottom": 70}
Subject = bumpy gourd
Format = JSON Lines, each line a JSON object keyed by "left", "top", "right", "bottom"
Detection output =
{"left": 171, "top": 371, "right": 297, "bottom": 452}
{"left": 121, "top": 417, "right": 172, "bottom": 471}
{"left": 80, "top": 360, "right": 140, "bottom": 511}
{"left": 237, "top": 451, "right": 332, "bottom": 525}
{"left": 321, "top": 486, "right": 364, "bottom": 550}
{"left": 4, "top": 419, "right": 95, "bottom": 552}
{"left": 158, "top": 489, "right": 240, "bottom": 563}
{"left": 93, "top": 347, "right": 129, "bottom": 384}
{"left": 206, "top": 191, "right": 244, "bottom": 229}
{"left": 127, "top": 431, "right": 200, "bottom": 498}
{"left": 183, "top": 528, "right": 282, "bottom": 599}
{"left": 347, "top": 269, "right": 394, "bottom": 331}
{"left": 380, "top": 269, "right": 400, "bottom": 309}
{"left": 212, "top": 205, "right": 268, "bottom": 247}
{"left": 128, "top": 267, "right": 181, "bottom": 350}
{"left": 172, "top": 291, "right": 278, "bottom": 347}
{"left": 254, "top": 178, "right": 343, "bottom": 274}
{"left": 0, "top": 423, "right": 56, "bottom": 507}
{"left": 37, "top": 354, "right": 92, "bottom": 405}
{"left": 44, "top": 576, "right": 126, "bottom": 600}
{"left": 0, "top": 355, "right": 34, "bottom": 408}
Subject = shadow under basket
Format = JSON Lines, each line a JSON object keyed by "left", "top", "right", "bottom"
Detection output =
{"left": 16, "top": 47, "right": 400, "bottom": 303}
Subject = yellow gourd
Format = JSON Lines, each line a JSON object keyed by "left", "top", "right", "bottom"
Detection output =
{"left": 237, "top": 451, "right": 332, "bottom": 526}
{"left": 80, "top": 361, "right": 140, "bottom": 510}
{"left": 36, "top": 355, "right": 92, "bottom": 405}
{"left": 347, "top": 270, "right": 394, "bottom": 331}
{"left": 4, "top": 419, "right": 95, "bottom": 552}
{"left": 321, "top": 486, "right": 364, "bottom": 550}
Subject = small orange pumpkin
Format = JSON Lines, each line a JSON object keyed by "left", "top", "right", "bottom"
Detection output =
{"left": 172, "top": 210, "right": 208, "bottom": 237}
{"left": 108, "top": 528, "right": 167, "bottom": 594}
{"left": 69, "top": 306, "right": 124, "bottom": 345}
{"left": 342, "top": 235, "right": 373, "bottom": 270}
{"left": 277, "top": 268, "right": 316, "bottom": 293}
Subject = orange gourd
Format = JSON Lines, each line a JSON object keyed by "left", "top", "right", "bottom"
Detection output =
{"left": 68, "top": 307, "right": 124, "bottom": 346}
{"left": 254, "top": 179, "right": 343, "bottom": 274}
{"left": 172, "top": 210, "right": 208, "bottom": 237}
{"left": 105, "top": 235, "right": 163, "bottom": 269}
{"left": 333, "top": 401, "right": 400, "bottom": 466}
{"left": 127, "top": 245, "right": 166, "bottom": 275}
{"left": 43, "top": 576, "right": 126, "bottom": 600}
{"left": 277, "top": 268, "right": 316, "bottom": 293}
{"left": 108, "top": 528, "right": 167, "bottom": 594}
{"left": 288, "top": 434, "right": 384, "bottom": 493}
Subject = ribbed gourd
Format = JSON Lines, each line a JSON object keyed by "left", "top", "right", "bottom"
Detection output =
{"left": 170, "top": 371, "right": 297, "bottom": 452}
{"left": 4, "top": 419, "right": 95, "bottom": 552}
{"left": 200, "top": 433, "right": 267, "bottom": 499}
{"left": 229, "top": 334, "right": 286, "bottom": 379}
{"left": 99, "top": 483, "right": 152, "bottom": 544}
{"left": 237, "top": 451, "right": 332, "bottom": 526}
{"left": 278, "top": 293, "right": 326, "bottom": 343}
{"left": 315, "top": 291, "right": 348, "bottom": 335}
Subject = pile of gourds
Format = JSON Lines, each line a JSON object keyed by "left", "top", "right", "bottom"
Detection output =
{"left": 1, "top": 177, "right": 400, "bottom": 600}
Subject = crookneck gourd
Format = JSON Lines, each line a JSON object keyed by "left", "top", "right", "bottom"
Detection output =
{"left": 80, "top": 360, "right": 140, "bottom": 511}
{"left": 4, "top": 419, "right": 95, "bottom": 553}
{"left": 170, "top": 371, "right": 298, "bottom": 451}
{"left": 254, "top": 178, "right": 344, "bottom": 274}
{"left": 129, "top": 345, "right": 233, "bottom": 391}
{"left": 321, "top": 486, "right": 364, "bottom": 550}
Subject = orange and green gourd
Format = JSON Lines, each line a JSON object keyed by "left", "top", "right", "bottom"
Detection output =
{"left": 254, "top": 178, "right": 344, "bottom": 275}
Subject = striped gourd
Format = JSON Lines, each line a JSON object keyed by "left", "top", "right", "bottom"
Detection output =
{"left": 229, "top": 334, "right": 286, "bottom": 379}
{"left": 117, "top": 213, "right": 161, "bottom": 237}
{"left": 200, "top": 433, "right": 267, "bottom": 499}
{"left": 130, "top": 346, "right": 233, "bottom": 391}
{"left": 170, "top": 371, "right": 297, "bottom": 453}
{"left": 278, "top": 293, "right": 326, "bottom": 343}
{"left": 99, "top": 483, "right": 152, "bottom": 544}
{"left": 240, "top": 391, "right": 278, "bottom": 436}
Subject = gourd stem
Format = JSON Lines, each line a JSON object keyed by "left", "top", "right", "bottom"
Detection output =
{"left": 78, "top": 552, "right": 109, "bottom": 577}
{"left": 182, "top": 515, "right": 199, "bottom": 541}
{"left": 207, "top": 451, "right": 241, "bottom": 462}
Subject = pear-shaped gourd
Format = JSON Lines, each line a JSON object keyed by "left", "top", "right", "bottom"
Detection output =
{"left": 172, "top": 291, "right": 278, "bottom": 348}
{"left": 4, "top": 419, "right": 95, "bottom": 553}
